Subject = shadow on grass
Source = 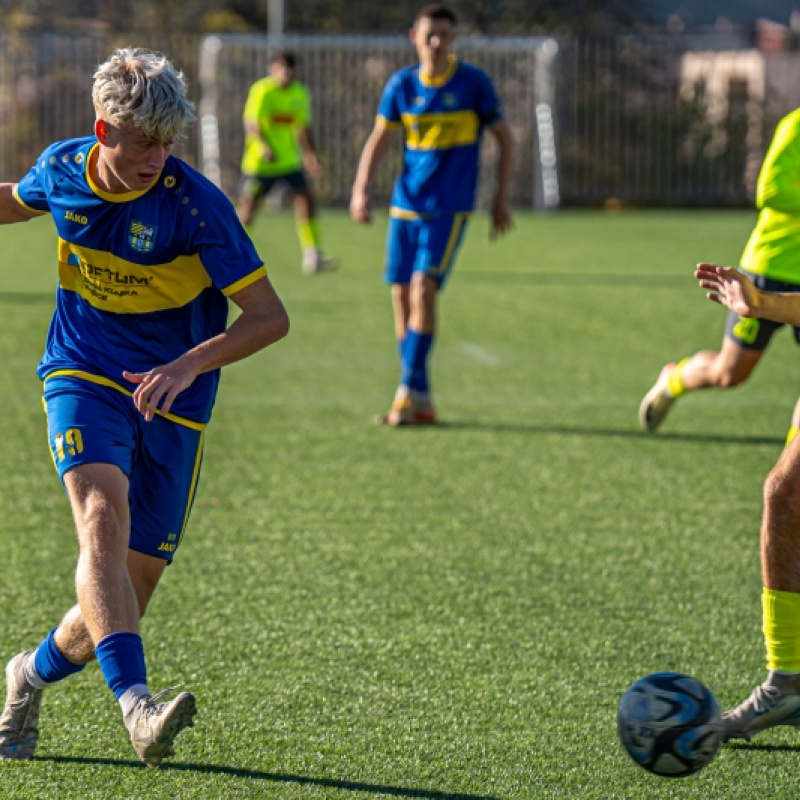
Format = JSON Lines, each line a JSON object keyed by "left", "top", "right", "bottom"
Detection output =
{"left": 724, "top": 742, "right": 800, "bottom": 753}
{"left": 36, "top": 756, "right": 501, "bottom": 799}
{"left": 437, "top": 420, "right": 784, "bottom": 447}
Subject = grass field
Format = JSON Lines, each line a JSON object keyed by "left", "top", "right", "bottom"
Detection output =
{"left": 3, "top": 207, "right": 800, "bottom": 798}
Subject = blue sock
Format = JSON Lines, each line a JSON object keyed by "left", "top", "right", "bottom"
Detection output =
{"left": 95, "top": 632, "right": 147, "bottom": 699}
{"left": 32, "top": 628, "right": 85, "bottom": 684}
{"left": 399, "top": 334, "right": 412, "bottom": 388}
{"left": 403, "top": 329, "right": 434, "bottom": 394}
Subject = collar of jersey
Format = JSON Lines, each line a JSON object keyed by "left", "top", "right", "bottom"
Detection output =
{"left": 85, "top": 142, "right": 161, "bottom": 203}
{"left": 420, "top": 55, "right": 458, "bottom": 88}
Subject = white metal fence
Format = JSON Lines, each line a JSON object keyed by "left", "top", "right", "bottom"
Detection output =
{"left": 2, "top": 29, "right": 800, "bottom": 209}
{"left": 0, "top": 32, "right": 201, "bottom": 183}
{"left": 199, "top": 33, "right": 555, "bottom": 209}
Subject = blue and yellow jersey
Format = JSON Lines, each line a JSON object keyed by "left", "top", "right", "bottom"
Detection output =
{"left": 14, "top": 136, "right": 266, "bottom": 425}
{"left": 741, "top": 108, "right": 800, "bottom": 283}
{"left": 376, "top": 56, "right": 502, "bottom": 217}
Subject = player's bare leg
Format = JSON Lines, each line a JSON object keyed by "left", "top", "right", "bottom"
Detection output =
{"left": 677, "top": 339, "right": 762, "bottom": 391}
{"left": 639, "top": 338, "right": 762, "bottom": 432}
{"left": 724, "top": 437, "right": 800, "bottom": 740}
{"left": 1, "top": 466, "right": 195, "bottom": 765}
{"left": 376, "top": 274, "right": 437, "bottom": 426}
{"left": 237, "top": 192, "right": 259, "bottom": 228}
{"left": 295, "top": 189, "right": 336, "bottom": 274}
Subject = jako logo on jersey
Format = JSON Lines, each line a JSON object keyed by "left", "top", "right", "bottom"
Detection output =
{"left": 65, "top": 210, "right": 88, "bottom": 225}
{"left": 129, "top": 221, "right": 157, "bottom": 253}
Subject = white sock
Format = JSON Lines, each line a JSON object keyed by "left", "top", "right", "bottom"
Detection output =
{"left": 23, "top": 653, "right": 50, "bottom": 690}
{"left": 120, "top": 683, "right": 151, "bottom": 728}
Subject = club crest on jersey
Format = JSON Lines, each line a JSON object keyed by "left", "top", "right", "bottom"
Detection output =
{"left": 129, "top": 221, "right": 157, "bottom": 252}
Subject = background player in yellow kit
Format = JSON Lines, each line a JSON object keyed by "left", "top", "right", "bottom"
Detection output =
{"left": 238, "top": 50, "right": 336, "bottom": 275}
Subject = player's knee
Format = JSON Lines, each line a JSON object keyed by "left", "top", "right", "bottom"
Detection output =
{"left": 763, "top": 465, "right": 800, "bottom": 520}
{"left": 715, "top": 367, "right": 750, "bottom": 389}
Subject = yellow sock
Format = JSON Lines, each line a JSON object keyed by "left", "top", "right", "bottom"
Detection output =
{"left": 763, "top": 587, "right": 800, "bottom": 671}
{"left": 666, "top": 358, "right": 690, "bottom": 398}
{"left": 787, "top": 427, "right": 799, "bottom": 447}
{"left": 296, "top": 218, "right": 320, "bottom": 252}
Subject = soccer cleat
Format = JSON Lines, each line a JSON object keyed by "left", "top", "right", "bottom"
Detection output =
{"left": 0, "top": 651, "right": 43, "bottom": 760}
{"left": 127, "top": 687, "right": 196, "bottom": 768}
{"left": 638, "top": 362, "right": 677, "bottom": 432}
{"left": 302, "top": 250, "right": 338, "bottom": 275}
{"left": 722, "top": 672, "right": 800, "bottom": 741}
{"left": 374, "top": 394, "right": 437, "bottom": 427}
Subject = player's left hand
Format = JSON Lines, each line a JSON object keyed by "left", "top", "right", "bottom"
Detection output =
{"left": 123, "top": 361, "right": 198, "bottom": 422}
{"left": 694, "top": 262, "right": 760, "bottom": 318}
{"left": 490, "top": 196, "right": 513, "bottom": 240}
{"left": 350, "top": 187, "right": 372, "bottom": 224}
{"left": 305, "top": 156, "right": 324, "bottom": 180}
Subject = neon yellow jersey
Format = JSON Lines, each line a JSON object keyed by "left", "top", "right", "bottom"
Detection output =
{"left": 741, "top": 108, "right": 800, "bottom": 282}
{"left": 240, "top": 77, "right": 310, "bottom": 177}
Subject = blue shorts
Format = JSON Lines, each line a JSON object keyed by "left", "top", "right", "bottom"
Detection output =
{"left": 240, "top": 170, "right": 309, "bottom": 200}
{"left": 384, "top": 213, "right": 470, "bottom": 288}
{"left": 43, "top": 375, "right": 206, "bottom": 562}
{"left": 725, "top": 269, "right": 800, "bottom": 350}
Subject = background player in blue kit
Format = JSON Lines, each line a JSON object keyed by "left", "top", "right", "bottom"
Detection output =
{"left": 0, "top": 48, "right": 289, "bottom": 767}
{"left": 350, "top": 4, "right": 514, "bottom": 426}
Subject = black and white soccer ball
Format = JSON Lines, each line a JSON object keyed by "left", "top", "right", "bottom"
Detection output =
{"left": 617, "top": 671, "right": 724, "bottom": 777}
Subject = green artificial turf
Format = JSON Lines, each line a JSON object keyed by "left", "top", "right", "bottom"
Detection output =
{"left": 2, "top": 208, "right": 799, "bottom": 798}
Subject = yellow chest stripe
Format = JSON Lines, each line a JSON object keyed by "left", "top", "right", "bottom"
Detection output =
{"left": 402, "top": 110, "right": 479, "bottom": 150}
{"left": 58, "top": 238, "right": 211, "bottom": 314}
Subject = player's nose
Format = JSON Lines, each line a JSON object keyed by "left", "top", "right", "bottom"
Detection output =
{"left": 148, "top": 144, "right": 170, "bottom": 168}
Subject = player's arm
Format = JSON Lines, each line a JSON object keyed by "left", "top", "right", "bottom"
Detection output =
{"left": 0, "top": 183, "right": 41, "bottom": 224}
{"left": 350, "top": 121, "right": 395, "bottom": 224}
{"left": 244, "top": 118, "right": 274, "bottom": 163}
{"left": 487, "top": 119, "right": 514, "bottom": 240}
{"left": 123, "top": 275, "right": 289, "bottom": 421}
{"left": 695, "top": 262, "right": 800, "bottom": 326}
{"left": 296, "top": 126, "right": 323, "bottom": 179}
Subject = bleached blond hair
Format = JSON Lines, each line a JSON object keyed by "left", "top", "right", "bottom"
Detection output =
{"left": 92, "top": 48, "right": 196, "bottom": 141}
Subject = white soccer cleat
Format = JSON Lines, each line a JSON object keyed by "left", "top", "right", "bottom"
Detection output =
{"left": 638, "top": 363, "right": 678, "bottom": 432}
{"left": 127, "top": 687, "right": 196, "bottom": 768}
{"left": 0, "top": 652, "right": 43, "bottom": 760}
{"left": 723, "top": 672, "right": 800, "bottom": 741}
{"left": 302, "top": 250, "right": 338, "bottom": 275}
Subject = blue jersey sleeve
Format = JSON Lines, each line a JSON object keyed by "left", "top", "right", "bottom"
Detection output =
{"left": 14, "top": 145, "right": 55, "bottom": 213}
{"left": 474, "top": 68, "right": 502, "bottom": 126}
{"left": 185, "top": 180, "right": 265, "bottom": 293}
{"left": 376, "top": 72, "right": 403, "bottom": 126}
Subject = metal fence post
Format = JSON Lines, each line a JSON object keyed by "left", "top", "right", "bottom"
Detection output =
{"left": 533, "top": 38, "right": 560, "bottom": 210}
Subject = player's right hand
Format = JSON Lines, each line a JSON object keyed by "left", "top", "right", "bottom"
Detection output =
{"left": 123, "top": 361, "right": 198, "bottom": 422}
{"left": 350, "top": 188, "right": 371, "bottom": 224}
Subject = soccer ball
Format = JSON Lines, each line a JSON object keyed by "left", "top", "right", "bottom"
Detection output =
{"left": 617, "top": 671, "right": 724, "bottom": 777}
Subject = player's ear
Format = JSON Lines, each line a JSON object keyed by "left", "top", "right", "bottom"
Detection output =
{"left": 95, "top": 119, "right": 108, "bottom": 144}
